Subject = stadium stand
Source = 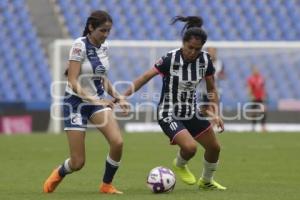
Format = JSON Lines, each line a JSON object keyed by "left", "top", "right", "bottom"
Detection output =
{"left": 0, "top": 0, "right": 51, "bottom": 107}
{"left": 0, "top": 0, "right": 300, "bottom": 111}
{"left": 55, "top": 0, "right": 300, "bottom": 41}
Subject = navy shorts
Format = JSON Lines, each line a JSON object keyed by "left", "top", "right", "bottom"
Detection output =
{"left": 158, "top": 114, "right": 212, "bottom": 144}
{"left": 63, "top": 93, "right": 111, "bottom": 131}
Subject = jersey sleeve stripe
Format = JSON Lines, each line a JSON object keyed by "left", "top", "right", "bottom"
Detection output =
{"left": 153, "top": 65, "right": 165, "bottom": 76}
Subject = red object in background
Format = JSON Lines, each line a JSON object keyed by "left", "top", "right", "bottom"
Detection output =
{"left": 247, "top": 73, "right": 266, "bottom": 101}
{"left": 0, "top": 115, "right": 32, "bottom": 134}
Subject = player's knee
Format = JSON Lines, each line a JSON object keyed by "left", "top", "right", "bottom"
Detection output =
{"left": 70, "top": 157, "right": 85, "bottom": 171}
{"left": 111, "top": 137, "right": 123, "bottom": 151}
{"left": 210, "top": 143, "right": 221, "bottom": 155}
{"left": 182, "top": 142, "right": 197, "bottom": 156}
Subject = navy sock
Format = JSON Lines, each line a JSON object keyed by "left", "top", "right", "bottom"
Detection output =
{"left": 58, "top": 165, "right": 68, "bottom": 177}
{"left": 58, "top": 158, "right": 72, "bottom": 177}
{"left": 103, "top": 157, "right": 119, "bottom": 184}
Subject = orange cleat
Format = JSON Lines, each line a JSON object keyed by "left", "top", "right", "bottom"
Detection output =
{"left": 43, "top": 167, "right": 64, "bottom": 193}
{"left": 99, "top": 183, "right": 123, "bottom": 194}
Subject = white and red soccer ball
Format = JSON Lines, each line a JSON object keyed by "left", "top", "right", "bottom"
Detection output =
{"left": 146, "top": 166, "right": 176, "bottom": 193}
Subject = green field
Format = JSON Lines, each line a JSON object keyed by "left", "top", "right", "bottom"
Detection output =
{"left": 1, "top": 132, "right": 300, "bottom": 200}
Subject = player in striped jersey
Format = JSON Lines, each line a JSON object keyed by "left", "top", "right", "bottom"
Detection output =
{"left": 43, "top": 10, "right": 129, "bottom": 194}
{"left": 124, "top": 16, "right": 226, "bottom": 190}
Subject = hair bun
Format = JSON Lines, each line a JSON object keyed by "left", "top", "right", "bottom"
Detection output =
{"left": 186, "top": 16, "right": 203, "bottom": 28}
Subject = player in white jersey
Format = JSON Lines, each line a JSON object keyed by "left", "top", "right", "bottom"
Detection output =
{"left": 124, "top": 16, "right": 226, "bottom": 190}
{"left": 43, "top": 10, "right": 129, "bottom": 194}
{"left": 198, "top": 47, "right": 225, "bottom": 112}
{"left": 207, "top": 47, "right": 225, "bottom": 82}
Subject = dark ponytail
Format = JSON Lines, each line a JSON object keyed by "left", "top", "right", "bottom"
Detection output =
{"left": 82, "top": 21, "right": 90, "bottom": 37}
{"left": 171, "top": 15, "right": 207, "bottom": 44}
{"left": 171, "top": 16, "right": 203, "bottom": 32}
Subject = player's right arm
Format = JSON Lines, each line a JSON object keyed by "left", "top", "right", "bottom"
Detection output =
{"left": 67, "top": 60, "right": 93, "bottom": 102}
{"left": 123, "top": 67, "right": 158, "bottom": 97}
{"left": 124, "top": 53, "right": 171, "bottom": 97}
{"left": 67, "top": 60, "right": 114, "bottom": 108}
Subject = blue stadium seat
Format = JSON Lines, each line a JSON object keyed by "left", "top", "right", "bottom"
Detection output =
{"left": 0, "top": 1, "right": 51, "bottom": 103}
{"left": 2, "top": 0, "right": 300, "bottom": 110}
{"left": 52, "top": 0, "right": 298, "bottom": 41}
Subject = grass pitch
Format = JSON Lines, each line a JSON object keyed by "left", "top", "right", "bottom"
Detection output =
{"left": 0, "top": 131, "right": 300, "bottom": 200}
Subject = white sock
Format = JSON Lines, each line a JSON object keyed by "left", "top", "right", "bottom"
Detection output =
{"left": 106, "top": 155, "right": 120, "bottom": 167}
{"left": 63, "top": 158, "right": 73, "bottom": 173}
{"left": 58, "top": 158, "right": 73, "bottom": 177}
{"left": 176, "top": 152, "right": 188, "bottom": 167}
{"left": 201, "top": 159, "right": 218, "bottom": 182}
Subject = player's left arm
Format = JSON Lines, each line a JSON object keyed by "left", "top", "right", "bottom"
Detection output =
{"left": 205, "top": 75, "right": 219, "bottom": 112}
{"left": 205, "top": 75, "right": 224, "bottom": 132}
{"left": 102, "top": 76, "right": 123, "bottom": 100}
{"left": 102, "top": 76, "right": 130, "bottom": 115}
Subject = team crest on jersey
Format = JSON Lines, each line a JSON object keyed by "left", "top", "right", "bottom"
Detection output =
{"left": 72, "top": 48, "right": 82, "bottom": 56}
{"left": 70, "top": 113, "right": 83, "bottom": 126}
{"left": 101, "top": 46, "right": 108, "bottom": 56}
{"left": 173, "top": 61, "right": 181, "bottom": 66}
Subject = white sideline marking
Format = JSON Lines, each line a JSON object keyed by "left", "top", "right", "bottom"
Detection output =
{"left": 125, "top": 123, "right": 300, "bottom": 133}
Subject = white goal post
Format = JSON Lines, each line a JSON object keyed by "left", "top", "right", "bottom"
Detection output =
{"left": 48, "top": 40, "right": 300, "bottom": 134}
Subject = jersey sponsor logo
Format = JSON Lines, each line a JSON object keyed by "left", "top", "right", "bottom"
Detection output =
{"left": 70, "top": 113, "right": 83, "bottom": 126}
{"left": 87, "top": 49, "right": 94, "bottom": 56}
{"left": 95, "top": 65, "right": 106, "bottom": 74}
{"left": 179, "top": 81, "right": 196, "bottom": 91}
{"left": 184, "top": 81, "right": 193, "bottom": 87}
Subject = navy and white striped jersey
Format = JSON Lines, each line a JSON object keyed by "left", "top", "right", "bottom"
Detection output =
{"left": 65, "top": 37, "right": 110, "bottom": 99}
{"left": 154, "top": 48, "right": 215, "bottom": 120}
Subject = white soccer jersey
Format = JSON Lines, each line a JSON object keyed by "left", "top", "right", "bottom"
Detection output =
{"left": 213, "top": 59, "right": 224, "bottom": 81}
{"left": 197, "top": 58, "right": 223, "bottom": 97}
{"left": 65, "top": 37, "right": 110, "bottom": 98}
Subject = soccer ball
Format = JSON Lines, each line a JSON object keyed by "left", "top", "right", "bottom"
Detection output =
{"left": 146, "top": 166, "right": 176, "bottom": 193}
